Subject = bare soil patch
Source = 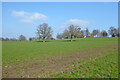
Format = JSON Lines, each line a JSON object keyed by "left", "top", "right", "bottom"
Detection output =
{"left": 2, "top": 44, "right": 118, "bottom": 78}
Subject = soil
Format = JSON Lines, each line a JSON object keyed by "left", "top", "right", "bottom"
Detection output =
{"left": 2, "top": 44, "right": 118, "bottom": 78}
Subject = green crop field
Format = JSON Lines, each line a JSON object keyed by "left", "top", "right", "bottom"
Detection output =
{"left": 2, "top": 37, "right": 118, "bottom": 78}
{"left": 49, "top": 50, "right": 118, "bottom": 78}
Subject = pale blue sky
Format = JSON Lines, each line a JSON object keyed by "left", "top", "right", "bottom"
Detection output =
{"left": 2, "top": 2, "right": 118, "bottom": 39}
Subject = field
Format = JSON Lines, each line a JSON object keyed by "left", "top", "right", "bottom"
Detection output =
{"left": 2, "top": 37, "right": 118, "bottom": 78}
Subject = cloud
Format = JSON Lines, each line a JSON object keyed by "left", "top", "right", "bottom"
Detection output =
{"left": 12, "top": 11, "right": 29, "bottom": 17}
{"left": 12, "top": 11, "right": 47, "bottom": 24}
{"left": 59, "top": 19, "right": 89, "bottom": 30}
{"left": 30, "top": 13, "right": 47, "bottom": 21}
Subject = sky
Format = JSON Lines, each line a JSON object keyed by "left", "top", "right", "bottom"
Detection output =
{"left": 2, "top": 2, "right": 118, "bottom": 39}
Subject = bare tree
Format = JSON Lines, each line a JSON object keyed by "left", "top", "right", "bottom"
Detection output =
{"left": 80, "top": 30, "right": 84, "bottom": 37}
{"left": 74, "top": 27, "right": 81, "bottom": 38}
{"left": 68, "top": 25, "right": 78, "bottom": 42}
{"left": 85, "top": 28, "right": 90, "bottom": 36}
{"left": 2, "top": 38, "right": 5, "bottom": 41}
{"left": 108, "top": 27, "right": 118, "bottom": 37}
{"left": 63, "top": 29, "right": 70, "bottom": 39}
{"left": 36, "top": 23, "right": 53, "bottom": 42}
{"left": 29, "top": 38, "right": 32, "bottom": 41}
{"left": 56, "top": 33, "right": 63, "bottom": 39}
{"left": 1, "top": 38, "right": 18, "bottom": 41}
{"left": 9, "top": 38, "right": 18, "bottom": 41}
{"left": 100, "top": 30, "right": 108, "bottom": 37}
{"left": 90, "top": 33, "right": 94, "bottom": 37}
{"left": 114, "top": 28, "right": 118, "bottom": 37}
{"left": 5, "top": 38, "right": 9, "bottom": 41}
{"left": 92, "top": 29, "right": 99, "bottom": 37}
{"left": 19, "top": 35, "right": 26, "bottom": 41}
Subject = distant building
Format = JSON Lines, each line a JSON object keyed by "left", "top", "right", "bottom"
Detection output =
{"left": 79, "top": 36, "right": 85, "bottom": 38}
{"left": 83, "top": 36, "right": 91, "bottom": 38}
{"left": 84, "top": 36, "right": 86, "bottom": 38}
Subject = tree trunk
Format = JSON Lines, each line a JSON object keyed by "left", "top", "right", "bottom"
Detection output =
{"left": 71, "top": 38, "right": 72, "bottom": 42}
{"left": 43, "top": 37, "right": 45, "bottom": 42}
{"left": 43, "top": 40, "right": 45, "bottom": 42}
{"left": 71, "top": 36, "right": 72, "bottom": 42}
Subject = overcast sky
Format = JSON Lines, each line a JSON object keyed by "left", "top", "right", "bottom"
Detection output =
{"left": 2, "top": 2, "right": 118, "bottom": 39}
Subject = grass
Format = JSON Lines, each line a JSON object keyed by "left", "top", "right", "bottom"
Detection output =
{"left": 49, "top": 49, "right": 118, "bottom": 78}
{"left": 2, "top": 37, "right": 118, "bottom": 66}
{"left": 2, "top": 37, "right": 118, "bottom": 78}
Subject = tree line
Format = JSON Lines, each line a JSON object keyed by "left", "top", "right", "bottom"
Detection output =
{"left": 56, "top": 25, "right": 119, "bottom": 42}
{"left": 0, "top": 35, "right": 26, "bottom": 41}
{"left": 1, "top": 23, "right": 119, "bottom": 42}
